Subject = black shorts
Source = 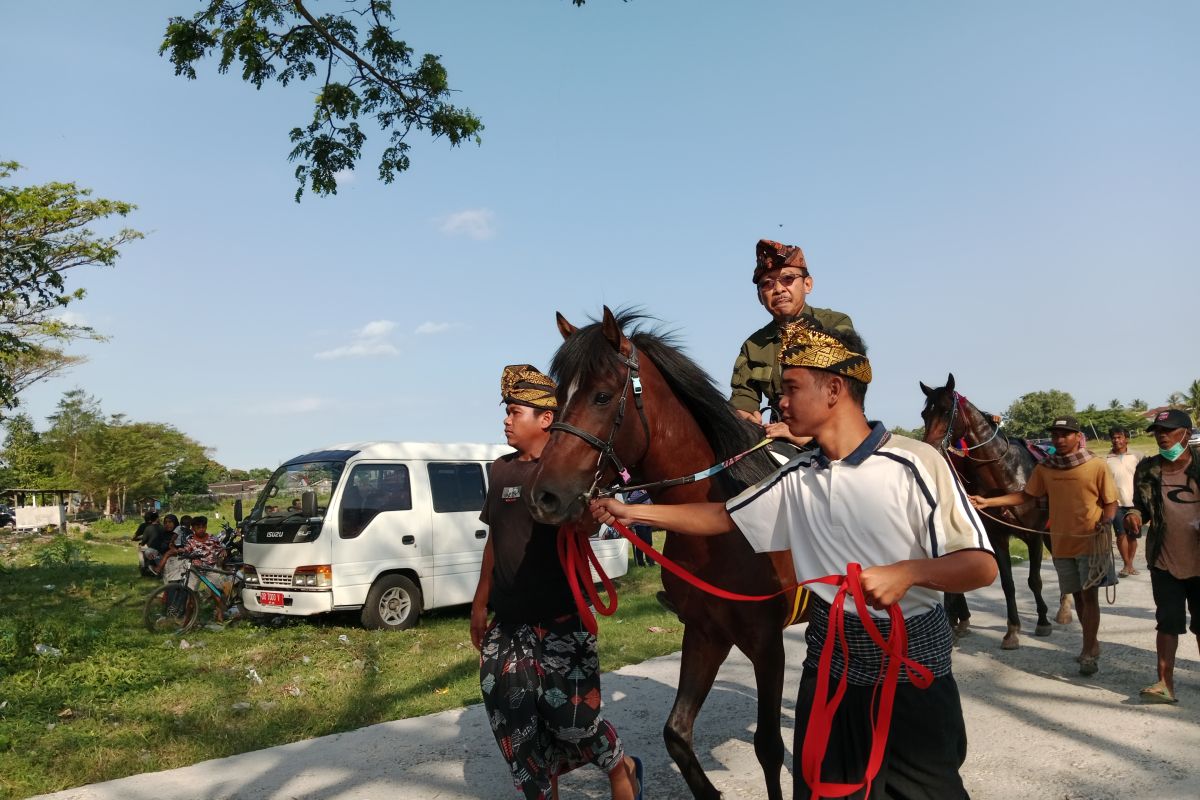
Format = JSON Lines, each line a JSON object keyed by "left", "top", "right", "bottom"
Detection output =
{"left": 793, "top": 667, "right": 969, "bottom": 800}
{"left": 1150, "top": 567, "right": 1200, "bottom": 636}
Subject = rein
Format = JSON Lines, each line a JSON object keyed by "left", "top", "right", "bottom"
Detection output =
{"left": 594, "top": 437, "right": 774, "bottom": 498}
{"left": 557, "top": 521, "right": 932, "bottom": 800}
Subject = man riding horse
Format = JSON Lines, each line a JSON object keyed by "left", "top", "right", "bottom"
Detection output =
{"left": 730, "top": 239, "right": 856, "bottom": 445}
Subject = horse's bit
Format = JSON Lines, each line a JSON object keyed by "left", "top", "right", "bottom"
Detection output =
{"left": 549, "top": 344, "right": 650, "bottom": 501}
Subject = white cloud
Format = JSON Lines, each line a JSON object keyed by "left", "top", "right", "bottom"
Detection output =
{"left": 333, "top": 169, "right": 356, "bottom": 185}
{"left": 438, "top": 208, "right": 497, "bottom": 240}
{"left": 314, "top": 319, "right": 400, "bottom": 360}
{"left": 414, "top": 321, "right": 463, "bottom": 335}
{"left": 358, "top": 319, "right": 396, "bottom": 338}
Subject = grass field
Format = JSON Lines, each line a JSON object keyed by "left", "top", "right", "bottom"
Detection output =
{"left": 0, "top": 523, "right": 682, "bottom": 800}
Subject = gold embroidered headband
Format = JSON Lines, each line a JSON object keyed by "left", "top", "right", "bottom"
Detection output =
{"left": 500, "top": 364, "right": 558, "bottom": 409}
{"left": 778, "top": 319, "right": 872, "bottom": 384}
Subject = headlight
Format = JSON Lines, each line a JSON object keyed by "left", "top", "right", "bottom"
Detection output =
{"left": 292, "top": 564, "right": 332, "bottom": 588}
{"left": 242, "top": 565, "right": 259, "bottom": 585}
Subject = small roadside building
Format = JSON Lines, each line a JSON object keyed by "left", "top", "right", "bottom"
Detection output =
{"left": 1, "top": 488, "right": 78, "bottom": 533}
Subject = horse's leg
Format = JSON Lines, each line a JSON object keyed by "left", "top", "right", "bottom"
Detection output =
{"left": 1027, "top": 534, "right": 1052, "bottom": 636}
{"left": 993, "top": 535, "right": 1022, "bottom": 650}
{"left": 944, "top": 592, "right": 971, "bottom": 638}
{"left": 665, "top": 624, "right": 733, "bottom": 800}
{"left": 745, "top": 632, "right": 786, "bottom": 800}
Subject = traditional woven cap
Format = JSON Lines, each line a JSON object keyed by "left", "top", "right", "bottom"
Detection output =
{"left": 501, "top": 364, "right": 558, "bottom": 409}
{"left": 778, "top": 318, "right": 872, "bottom": 384}
{"left": 753, "top": 239, "right": 808, "bottom": 284}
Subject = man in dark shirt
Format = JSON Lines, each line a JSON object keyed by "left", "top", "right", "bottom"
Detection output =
{"left": 471, "top": 364, "right": 641, "bottom": 800}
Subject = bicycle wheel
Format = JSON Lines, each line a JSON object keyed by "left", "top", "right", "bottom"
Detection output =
{"left": 143, "top": 584, "right": 200, "bottom": 634}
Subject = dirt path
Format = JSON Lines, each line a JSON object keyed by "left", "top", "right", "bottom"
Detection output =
{"left": 32, "top": 553, "right": 1200, "bottom": 800}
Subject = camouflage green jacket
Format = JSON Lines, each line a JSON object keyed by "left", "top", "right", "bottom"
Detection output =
{"left": 729, "top": 305, "right": 856, "bottom": 415}
{"left": 1129, "top": 445, "right": 1200, "bottom": 570}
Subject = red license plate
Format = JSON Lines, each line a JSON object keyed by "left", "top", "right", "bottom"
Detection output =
{"left": 258, "top": 592, "right": 285, "bottom": 606}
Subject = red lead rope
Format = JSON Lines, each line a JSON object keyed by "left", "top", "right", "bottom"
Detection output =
{"left": 557, "top": 523, "right": 935, "bottom": 800}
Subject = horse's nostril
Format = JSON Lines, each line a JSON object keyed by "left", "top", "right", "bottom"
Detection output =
{"left": 536, "top": 491, "right": 559, "bottom": 513}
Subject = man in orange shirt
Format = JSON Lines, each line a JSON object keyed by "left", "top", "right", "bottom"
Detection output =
{"left": 971, "top": 415, "right": 1118, "bottom": 676}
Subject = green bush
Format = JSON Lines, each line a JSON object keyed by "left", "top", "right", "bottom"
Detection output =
{"left": 32, "top": 536, "right": 93, "bottom": 569}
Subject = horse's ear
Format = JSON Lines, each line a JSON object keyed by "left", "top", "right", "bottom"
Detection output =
{"left": 946, "top": 373, "right": 955, "bottom": 392}
{"left": 556, "top": 312, "right": 578, "bottom": 341}
{"left": 600, "top": 306, "right": 626, "bottom": 353}
{"left": 920, "top": 381, "right": 933, "bottom": 397}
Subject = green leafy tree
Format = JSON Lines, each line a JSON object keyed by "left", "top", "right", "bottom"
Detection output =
{"left": 0, "top": 413, "right": 55, "bottom": 489}
{"left": 42, "top": 389, "right": 105, "bottom": 492}
{"left": 0, "top": 161, "right": 140, "bottom": 412}
{"left": 1003, "top": 389, "right": 1076, "bottom": 438}
{"left": 1076, "top": 405, "right": 1145, "bottom": 442}
{"left": 161, "top": 0, "right": 487, "bottom": 201}
{"left": 248, "top": 467, "right": 274, "bottom": 480}
{"left": 1130, "top": 398, "right": 1148, "bottom": 412}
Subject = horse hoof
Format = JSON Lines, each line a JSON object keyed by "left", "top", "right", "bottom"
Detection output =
{"left": 953, "top": 620, "right": 971, "bottom": 639}
{"left": 1001, "top": 635, "right": 1020, "bottom": 650}
{"left": 1055, "top": 610, "right": 1073, "bottom": 625}
{"left": 1034, "top": 623, "right": 1053, "bottom": 637}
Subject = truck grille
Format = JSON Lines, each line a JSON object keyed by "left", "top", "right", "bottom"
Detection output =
{"left": 258, "top": 571, "right": 293, "bottom": 588}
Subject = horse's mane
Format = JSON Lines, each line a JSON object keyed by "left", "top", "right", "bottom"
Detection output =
{"left": 550, "top": 309, "right": 777, "bottom": 493}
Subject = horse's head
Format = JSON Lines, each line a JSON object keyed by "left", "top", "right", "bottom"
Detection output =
{"left": 919, "top": 372, "right": 958, "bottom": 449}
{"left": 528, "top": 306, "right": 652, "bottom": 524}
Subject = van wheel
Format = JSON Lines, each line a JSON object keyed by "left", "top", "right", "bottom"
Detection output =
{"left": 362, "top": 575, "right": 421, "bottom": 630}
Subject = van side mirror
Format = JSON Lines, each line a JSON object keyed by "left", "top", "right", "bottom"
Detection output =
{"left": 302, "top": 491, "right": 317, "bottom": 517}
{"left": 234, "top": 499, "right": 243, "bottom": 523}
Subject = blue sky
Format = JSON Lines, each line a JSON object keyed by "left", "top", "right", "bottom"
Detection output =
{"left": 2, "top": 1, "right": 1197, "bottom": 469}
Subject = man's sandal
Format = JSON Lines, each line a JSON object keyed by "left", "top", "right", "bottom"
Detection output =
{"left": 1139, "top": 681, "right": 1178, "bottom": 704}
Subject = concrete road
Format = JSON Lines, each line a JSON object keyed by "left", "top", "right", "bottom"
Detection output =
{"left": 31, "top": 552, "right": 1200, "bottom": 800}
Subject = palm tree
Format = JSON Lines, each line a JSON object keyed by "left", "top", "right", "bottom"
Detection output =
{"left": 1167, "top": 391, "right": 1186, "bottom": 409}
{"left": 1185, "top": 379, "right": 1200, "bottom": 423}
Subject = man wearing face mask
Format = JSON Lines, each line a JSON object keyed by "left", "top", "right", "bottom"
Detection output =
{"left": 1125, "top": 409, "right": 1200, "bottom": 704}
{"left": 730, "top": 239, "right": 854, "bottom": 443}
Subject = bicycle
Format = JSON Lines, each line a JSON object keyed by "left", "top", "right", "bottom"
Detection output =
{"left": 143, "top": 557, "right": 245, "bottom": 634}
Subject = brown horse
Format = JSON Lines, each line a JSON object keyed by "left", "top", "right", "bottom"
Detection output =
{"left": 919, "top": 373, "right": 1061, "bottom": 649}
{"left": 527, "top": 308, "right": 802, "bottom": 800}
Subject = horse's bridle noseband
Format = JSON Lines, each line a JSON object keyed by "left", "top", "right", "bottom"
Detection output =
{"left": 549, "top": 343, "right": 651, "bottom": 499}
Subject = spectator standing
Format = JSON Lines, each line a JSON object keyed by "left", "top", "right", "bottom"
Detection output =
{"left": 1105, "top": 427, "right": 1143, "bottom": 576}
{"left": 625, "top": 489, "right": 655, "bottom": 567}
{"left": 972, "top": 415, "right": 1118, "bottom": 676}
{"left": 1125, "top": 409, "right": 1200, "bottom": 704}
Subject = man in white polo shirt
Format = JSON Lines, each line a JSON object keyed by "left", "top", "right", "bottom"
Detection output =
{"left": 1105, "top": 426, "right": 1143, "bottom": 577}
{"left": 590, "top": 319, "right": 996, "bottom": 800}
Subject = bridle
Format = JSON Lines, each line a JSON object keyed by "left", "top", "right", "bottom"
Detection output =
{"left": 549, "top": 343, "right": 650, "bottom": 500}
{"left": 932, "top": 391, "right": 1010, "bottom": 463}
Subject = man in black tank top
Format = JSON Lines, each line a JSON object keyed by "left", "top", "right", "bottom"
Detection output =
{"left": 471, "top": 364, "right": 642, "bottom": 800}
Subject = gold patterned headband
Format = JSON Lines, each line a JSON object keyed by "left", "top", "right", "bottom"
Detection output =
{"left": 778, "top": 319, "right": 872, "bottom": 384}
{"left": 501, "top": 364, "right": 558, "bottom": 409}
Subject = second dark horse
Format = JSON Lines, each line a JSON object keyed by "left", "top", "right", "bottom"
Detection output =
{"left": 920, "top": 373, "right": 1059, "bottom": 649}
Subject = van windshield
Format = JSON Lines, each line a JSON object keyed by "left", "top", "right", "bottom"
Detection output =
{"left": 253, "top": 460, "right": 344, "bottom": 521}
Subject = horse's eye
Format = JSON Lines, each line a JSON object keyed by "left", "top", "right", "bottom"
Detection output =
{"left": 594, "top": 392, "right": 612, "bottom": 405}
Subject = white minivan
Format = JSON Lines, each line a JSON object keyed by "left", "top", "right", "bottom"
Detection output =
{"left": 237, "top": 442, "right": 629, "bottom": 630}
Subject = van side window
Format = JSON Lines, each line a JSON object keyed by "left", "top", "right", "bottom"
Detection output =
{"left": 428, "top": 463, "right": 486, "bottom": 513}
{"left": 340, "top": 464, "right": 412, "bottom": 538}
